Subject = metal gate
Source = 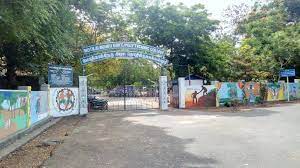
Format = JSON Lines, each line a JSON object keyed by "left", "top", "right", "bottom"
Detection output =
{"left": 87, "top": 60, "right": 161, "bottom": 111}
{"left": 106, "top": 85, "right": 159, "bottom": 111}
{"left": 88, "top": 85, "right": 160, "bottom": 111}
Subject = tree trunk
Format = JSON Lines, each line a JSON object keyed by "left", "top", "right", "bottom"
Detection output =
{"left": 3, "top": 43, "right": 18, "bottom": 89}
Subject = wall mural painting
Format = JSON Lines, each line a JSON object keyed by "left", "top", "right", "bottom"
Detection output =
{"left": 216, "top": 82, "right": 244, "bottom": 106}
{"left": 287, "top": 83, "right": 299, "bottom": 100}
{"left": 267, "top": 83, "right": 286, "bottom": 101}
{"left": 185, "top": 85, "right": 216, "bottom": 108}
{"left": 244, "top": 82, "right": 261, "bottom": 103}
{"left": 50, "top": 88, "right": 79, "bottom": 117}
{"left": 30, "top": 91, "right": 49, "bottom": 125}
{"left": 297, "top": 83, "right": 300, "bottom": 99}
{"left": 0, "top": 91, "right": 30, "bottom": 139}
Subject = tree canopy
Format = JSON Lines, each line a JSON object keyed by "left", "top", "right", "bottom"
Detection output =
{"left": 0, "top": 0, "right": 299, "bottom": 89}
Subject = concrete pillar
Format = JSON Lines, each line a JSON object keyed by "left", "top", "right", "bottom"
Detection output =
{"left": 40, "top": 84, "right": 50, "bottom": 116}
{"left": 178, "top": 77, "right": 185, "bottom": 109}
{"left": 40, "top": 84, "right": 50, "bottom": 91}
{"left": 159, "top": 76, "right": 168, "bottom": 111}
{"left": 79, "top": 76, "right": 88, "bottom": 115}
{"left": 18, "top": 86, "right": 31, "bottom": 91}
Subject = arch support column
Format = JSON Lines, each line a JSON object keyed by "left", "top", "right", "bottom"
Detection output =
{"left": 159, "top": 67, "right": 168, "bottom": 111}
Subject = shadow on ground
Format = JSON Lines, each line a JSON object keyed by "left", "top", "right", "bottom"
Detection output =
{"left": 44, "top": 112, "right": 218, "bottom": 168}
{"left": 131, "top": 107, "right": 281, "bottom": 118}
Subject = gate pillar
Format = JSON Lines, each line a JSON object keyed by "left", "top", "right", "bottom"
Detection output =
{"left": 159, "top": 76, "right": 168, "bottom": 110}
{"left": 79, "top": 76, "right": 88, "bottom": 115}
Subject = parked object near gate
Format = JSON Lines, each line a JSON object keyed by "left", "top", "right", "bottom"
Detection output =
{"left": 88, "top": 96, "right": 108, "bottom": 111}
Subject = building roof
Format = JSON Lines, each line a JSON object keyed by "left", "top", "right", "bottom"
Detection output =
{"left": 185, "top": 74, "right": 206, "bottom": 80}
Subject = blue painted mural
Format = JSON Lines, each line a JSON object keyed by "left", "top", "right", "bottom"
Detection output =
{"left": 288, "top": 83, "right": 298, "bottom": 100}
{"left": 30, "top": 91, "right": 49, "bottom": 125}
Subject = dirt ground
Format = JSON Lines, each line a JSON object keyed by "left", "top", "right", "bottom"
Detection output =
{"left": 0, "top": 116, "right": 84, "bottom": 168}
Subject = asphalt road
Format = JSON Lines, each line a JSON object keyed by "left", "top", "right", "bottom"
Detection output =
{"left": 44, "top": 103, "right": 300, "bottom": 168}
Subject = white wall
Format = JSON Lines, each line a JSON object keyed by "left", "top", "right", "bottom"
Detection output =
{"left": 185, "top": 80, "right": 204, "bottom": 87}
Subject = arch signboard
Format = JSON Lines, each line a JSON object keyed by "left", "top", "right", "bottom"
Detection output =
{"left": 80, "top": 42, "right": 169, "bottom": 111}
{"left": 80, "top": 42, "right": 168, "bottom": 66}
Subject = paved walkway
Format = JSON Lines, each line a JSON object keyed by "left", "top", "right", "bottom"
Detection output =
{"left": 44, "top": 104, "right": 300, "bottom": 168}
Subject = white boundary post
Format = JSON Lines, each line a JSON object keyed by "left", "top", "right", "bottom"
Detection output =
{"left": 79, "top": 76, "right": 88, "bottom": 115}
{"left": 159, "top": 76, "right": 168, "bottom": 110}
{"left": 178, "top": 77, "right": 186, "bottom": 109}
{"left": 287, "top": 76, "right": 290, "bottom": 102}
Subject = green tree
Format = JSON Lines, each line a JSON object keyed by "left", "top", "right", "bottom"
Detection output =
{"left": 234, "top": 0, "right": 300, "bottom": 80}
{"left": 129, "top": 1, "right": 218, "bottom": 78}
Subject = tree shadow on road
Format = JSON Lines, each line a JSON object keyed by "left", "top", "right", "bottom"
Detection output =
{"left": 131, "top": 108, "right": 281, "bottom": 118}
{"left": 44, "top": 112, "right": 219, "bottom": 168}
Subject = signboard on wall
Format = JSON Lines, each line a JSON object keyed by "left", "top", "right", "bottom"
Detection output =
{"left": 50, "top": 88, "right": 79, "bottom": 117}
{"left": 280, "top": 69, "right": 295, "bottom": 77}
{"left": 48, "top": 65, "right": 73, "bottom": 87}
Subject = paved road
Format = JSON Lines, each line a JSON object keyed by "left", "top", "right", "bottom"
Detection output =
{"left": 44, "top": 104, "right": 300, "bottom": 168}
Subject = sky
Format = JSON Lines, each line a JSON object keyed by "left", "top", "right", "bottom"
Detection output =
{"left": 166, "top": 0, "right": 257, "bottom": 21}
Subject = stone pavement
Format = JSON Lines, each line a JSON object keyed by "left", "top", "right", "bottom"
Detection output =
{"left": 44, "top": 104, "right": 300, "bottom": 168}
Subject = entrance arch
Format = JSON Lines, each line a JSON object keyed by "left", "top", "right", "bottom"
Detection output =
{"left": 79, "top": 42, "right": 169, "bottom": 112}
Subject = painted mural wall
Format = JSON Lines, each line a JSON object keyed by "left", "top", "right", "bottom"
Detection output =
{"left": 50, "top": 88, "right": 79, "bottom": 117}
{"left": 297, "top": 83, "right": 300, "bottom": 99}
{"left": 216, "top": 82, "right": 262, "bottom": 106}
{"left": 0, "top": 90, "right": 30, "bottom": 139}
{"left": 266, "top": 83, "right": 286, "bottom": 101}
{"left": 185, "top": 85, "right": 216, "bottom": 108}
{"left": 30, "top": 91, "right": 49, "bottom": 125}
{"left": 244, "top": 82, "right": 261, "bottom": 103}
{"left": 216, "top": 82, "right": 244, "bottom": 106}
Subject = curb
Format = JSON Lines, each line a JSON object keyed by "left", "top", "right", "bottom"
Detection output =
{"left": 0, "top": 117, "right": 62, "bottom": 160}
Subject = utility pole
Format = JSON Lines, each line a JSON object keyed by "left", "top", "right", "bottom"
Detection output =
{"left": 188, "top": 64, "right": 191, "bottom": 86}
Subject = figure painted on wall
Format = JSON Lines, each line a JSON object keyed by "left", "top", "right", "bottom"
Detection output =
{"left": 191, "top": 91, "right": 200, "bottom": 104}
{"left": 56, "top": 88, "right": 75, "bottom": 112}
{"left": 199, "top": 86, "right": 208, "bottom": 96}
{"left": 228, "top": 83, "right": 238, "bottom": 99}
{"left": 36, "top": 97, "right": 41, "bottom": 114}
{"left": 185, "top": 85, "right": 216, "bottom": 108}
{"left": 30, "top": 91, "right": 49, "bottom": 125}
{"left": 51, "top": 88, "right": 79, "bottom": 117}
{"left": 216, "top": 82, "right": 244, "bottom": 106}
{"left": 244, "top": 83, "right": 260, "bottom": 103}
{"left": 288, "top": 83, "right": 297, "bottom": 100}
